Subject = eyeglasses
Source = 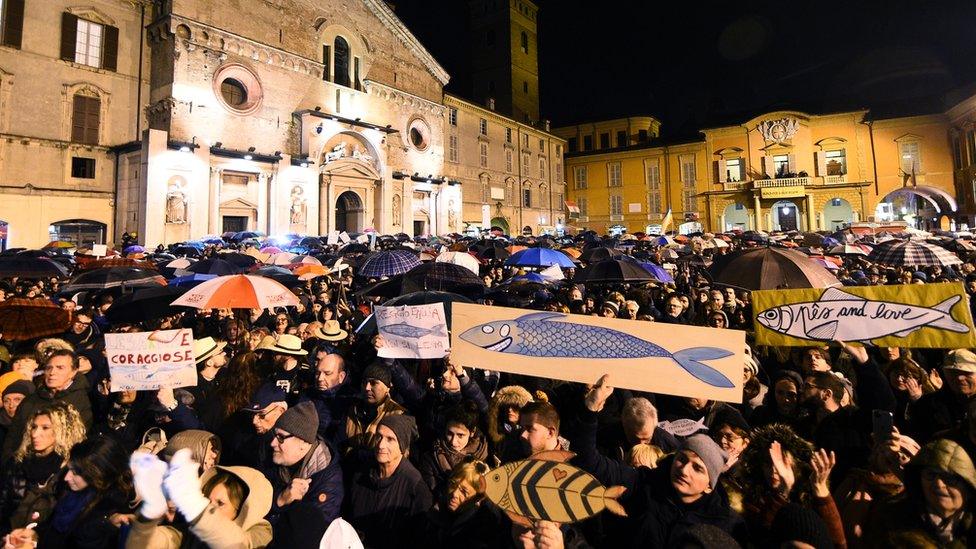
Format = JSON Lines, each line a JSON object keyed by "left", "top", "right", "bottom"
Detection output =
{"left": 714, "top": 431, "right": 742, "bottom": 443}
{"left": 272, "top": 432, "right": 295, "bottom": 444}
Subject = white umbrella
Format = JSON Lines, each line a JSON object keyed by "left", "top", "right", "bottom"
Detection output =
{"left": 269, "top": 252, "right": 298, "bottom": 265}
{"left": 165, "top": 258, "right": 194, "bottom": 269}
{"left": 435, "top": 251, "right": 481, "bottom": 275}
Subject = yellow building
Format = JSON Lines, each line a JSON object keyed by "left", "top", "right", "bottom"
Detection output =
{"left": 558, "top": 106, "right": 963, "bottom": 233}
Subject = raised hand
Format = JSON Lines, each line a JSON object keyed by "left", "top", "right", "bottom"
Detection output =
{"left": 769, "top": 440, "right": 796, "bottom": 497}
{"left": 810, "top": 448, "right": 836, "bottom": 497}
{"left": 584, "top": 374, "right": 613, "bottom": 413}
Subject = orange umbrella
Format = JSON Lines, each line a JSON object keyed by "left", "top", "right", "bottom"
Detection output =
{"left": 560, "top": 247, "right": 582, "bottom": 259}
{"left": 171, "top": 275, "right": 299, "bottom": 309}
{"left": 0, "top": 298, "right": 71, "bottom": 340}
{"left": 673, "top": 235, "right": 689, "bottom": 243}
{"left": 43, "top": 241, "right": 75, "bottom": 249}
{"left": 294, "top": 265, "right": 330, "bottom": 280}
{"left": 506, "top": 245, "right": 527, "bottom": 254}
{"left": 80, "top": 258, "right": 157, "bottom": 271}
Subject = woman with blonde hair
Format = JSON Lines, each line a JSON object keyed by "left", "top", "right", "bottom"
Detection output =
{"left": 425, "top": 460, "right": 505, "bottom": 548}
{"left": 0, "top": 402, "right": 87, "bottom": 530}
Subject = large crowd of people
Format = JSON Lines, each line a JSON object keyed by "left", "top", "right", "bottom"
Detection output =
{"left": 0, "top": 228, "right": 974, "bottom": 548}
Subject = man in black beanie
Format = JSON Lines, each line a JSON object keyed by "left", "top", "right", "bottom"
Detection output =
{"left": 344, "top": 361, "right": 407, "bottom": 456}
{"left": 345, "top": 413, "right": 432, "bottom": 549}
{"left": 265, "top": 401, "right": 344, "bottom": 529}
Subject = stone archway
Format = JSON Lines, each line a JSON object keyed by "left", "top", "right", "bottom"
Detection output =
{"left": 771, "top": 200, "right": 800, "bottom": 232}
{"left": 722, "top": 203, "right": 750, "bottom": 231}
{"left": 823, "top": 197, "right": 853, "bottom": 230}
{"left": 876, "top": 186, "right": 957, "bottom": 228}
{"left": 335, "top": 191, "right": 364, "bottom": 233}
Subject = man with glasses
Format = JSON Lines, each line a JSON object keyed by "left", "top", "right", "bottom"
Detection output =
{"left": 222, "top": 382, "right": 288, "bottom": 468}
{"left": 265, "top": 401, "right": 343, "bottom": 528}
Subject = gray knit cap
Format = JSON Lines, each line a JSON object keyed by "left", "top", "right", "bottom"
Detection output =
{"left": 273, "top": 401, "right": 319, "bottom": 444}
{"left": 681, "top": 433, "right": 728, "bottom": 489}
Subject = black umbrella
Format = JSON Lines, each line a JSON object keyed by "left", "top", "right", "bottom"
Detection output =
{"left": 401, "top": 262, "right": 486, "bottom": 296}
{"left": 218, "top": 252, "right": 260, "bottom": 269}
{"left": 707, "top": 247, "right": 840, "bottom": 290}
{"left": 62, "top": 267, "right": 165, "bottom": 292}
{"left": 339, "top": 243, "right": 370, "bottom": 255}
{"left": 187, "top": 258, "right": 245, "bottom": 275}
{"left": 355, "top": 291, "right": 475, "bottom": 335}
{"left": 105, "top": 286, "right": 190, "bottom": 323}
{"left": 0, "top": 256, "right": 69, "bottom": 278}
{"left": 573, "top": 259, "right": 656, "bottom": 284}
{"left": 579, "top": 247, "right": 623, "bottom": 263}
{"left": 170, "top": 245, "right": 202, "bottom": 257}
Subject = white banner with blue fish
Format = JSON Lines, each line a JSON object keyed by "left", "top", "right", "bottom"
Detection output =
{"left": 375, "top": 303, "right": 450, "bottom": 359}
{"left": 451, "top": 303, "right": 745, "bottom": 403}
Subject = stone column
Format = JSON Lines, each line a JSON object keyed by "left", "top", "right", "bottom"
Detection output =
{"left": 208, "top": 167, "right": 221, "bottom": 234}
{"left": 319, "top": 175, "right": 330, "bottom": 235}
{"left": 753, "top": 194, "right": 762, "bottom": 232}
{"left": 429, "top": 190, "right": 438, "bottom": 236}
{"left": 806, "top": 194, "right": 816, "bottom": 230}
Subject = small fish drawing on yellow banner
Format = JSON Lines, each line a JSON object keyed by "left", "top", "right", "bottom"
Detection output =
{"left": 483, "top": 450, "right": 627, "bottom": 525}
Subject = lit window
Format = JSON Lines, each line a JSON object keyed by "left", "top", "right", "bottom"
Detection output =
{"left": 75, "top": 19, "right": 103, "bottom": 68}
{"left": 773, "top": 155, "right": 790, "bottom": 177}
{"left": 725, "top": 158, "right": 743, "bottom": 182}
{"left": 825, "top": 149, "right": 847, "bottom": 176}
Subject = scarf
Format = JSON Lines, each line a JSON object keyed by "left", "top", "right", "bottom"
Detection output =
{"left": 51, "top": 489, "right": 94, "bottom": 534}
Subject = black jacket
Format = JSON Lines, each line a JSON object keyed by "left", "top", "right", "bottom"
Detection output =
{"left": 345, "top": 459, "right": 433, "bottom": 549}
{"left": 908, "top": 388, "right": 974, "bottom": 443}
{"left": 423, "top": 500, "right": 506, "bottom": 549}
{"left": 2, "top": 376, "right": 93, "bottom": 460}
{"left": 568, "top": 409, "right": 745, "bottom": 547}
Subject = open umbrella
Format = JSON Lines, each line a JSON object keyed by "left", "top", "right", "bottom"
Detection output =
{"left": 505, "top": 248, "right": 576, "bottom": 268}
{"left": 358, "top": 250, "right": 422, "bottom": 278}
{"left": 105, "top": 286, "right": 190, "bottom": 323}
{"left": 355, "top": 291, "right": 475, "bottom": 335}
{"left": 80, "top": 257, "right": 157, "bottom": 271}
{"left": 339, "top": 243, "right": 370, "bottom": 255}
{"left": 217, "top": 252, "right": 260, "bottom": 269}
{"left": 636, "top": 262, "right": 675, "bottom": 283}
{"left": 123, "top": 245, "right": 145, "bottom": 255}
{"left": 0, "top": 256, "right": 69, "bottom": 279}
{"left": 187, "top": 258, "right": 245, "bottom": 276}
{"left": 294, "top": 264, "right": 330, "bottom": 280}
{"left": 43, "top": 241, "right": 75, "bottom": 250}
{"left": 269, "top": 252, "right": 298, "bottom": 265}
{"left": 0, "top": 298, "right": 71, "bottom": 340}
{"left": 169, "top": 273, "right": 217, "bottom": 288}
{"left": 707, "top": 247, "right": 840, "bottom": 290}
{"left": 401, "top": 262, "right": 486, "bottom": 295}
{"left": 63, "top": 267, "right": 166, "bottom": 292}
{"left": 579, "top": 247, "right": 623, "bottom": 263}
{"left": 828, "top": 244, "right": 871, "bottom": 256}
{"left": 170, "top": 245, "right": 201, "bottom": 258}
{"left": 573, "top": 259, "right": 656, "bottom": 284}
{"left": 171, "top": 275, "right": 299, "bottom": 309}
{"left": 434, "top": 251, "right": 481, "bottom": 275}
{"left": 867, "top": 239, "right": 963, "bottom": 267}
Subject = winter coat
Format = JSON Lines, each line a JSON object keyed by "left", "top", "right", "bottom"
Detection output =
{"left": 423, "top": 500, "right": 506, "bottom": 549}
{"left": 833, "top": 468, "right": 904, "bottom": 548}
{"left": 0, "top": 452, "right": 64, "bottom": 531}
{"left": 568, "top": 409, "right": 745, "bottom": 547}
{"left": 907, "top": 388, "right": 974, "bottom": 444}
{"left": 486, "top": 385, "right": 533, "bottom": 447}
{"left": 125, "top": 465, "right": 273, "bottom": 549}
{"left": 387, "top": 361, "right": 489, "bottom": 442}
{"left": 344, "top": 397, "right": 407, "bottom": 454}
{"left": 345, "top": 458, "right": 433, "bottom": 549}
{"left": 265, "top": 438, "right": 343, "bottom": 527}
{"left": 298, "top": 379, "right": 357, "bottom": 443}
{"left": 37, "top": 487, "right": 129, "bottom": 549}
{"left": 2, "top": 375, "right": 93, "bottom": 460}
{"left": 418, "top": 433, "right": 489, "bottom": 494}
{"left": 161, "top": 430, "right": 218, "bottom": 466}
{"left": 862, "top": 439, "right": 976, "bottom": 548}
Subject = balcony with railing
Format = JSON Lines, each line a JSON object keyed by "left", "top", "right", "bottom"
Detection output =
{"left": 752, "top": 176, "right": 811, "bottom": 188}
{"left": 722, "top": 180, "right": 747, "bottom": 191}
{"left": 823, "top": 174, "right": 846, "bottom": 184}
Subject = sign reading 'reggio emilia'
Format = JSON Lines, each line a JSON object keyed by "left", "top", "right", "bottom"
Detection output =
{"left": 375, "top": 303, "right": 450, "bottom": 360}
{"left": 106, "top": 329, "right": 197, "bottom": 391}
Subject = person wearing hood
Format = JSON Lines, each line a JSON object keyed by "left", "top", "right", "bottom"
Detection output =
{"left": 265, "top": 401, "right": 343, "bottom": 528}
{"left": 570, "top": 374, "right": 745, "bottom": 547}
{"left": 3, "top": 350, "right": 92, "bottom": 460}
{"left": 345, "top": 414, "right": 432, "bottom": 549}
{"left": 298, "top": 347, "right": 356, "bottom": 444}
{"left": 0, "top": 379, "right": 33, "bottom": 453}
{"left": 163, "top": 430, "right": 221, "bottom": 475}
{"left": 486, "top": 385, "right": 533, "bottom": 455}
{"left": 863, "top": 439, "right": 976, "bottom": 547}
{"left": 418, "top": 401, "right": 489, "bottom": 494}
{"left": 126, "top": 448, "right": 273, "bottom": 549}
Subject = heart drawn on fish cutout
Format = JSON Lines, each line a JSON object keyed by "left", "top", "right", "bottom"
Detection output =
{"left": 551, "top": 468, "right": 567, "bottom": 482}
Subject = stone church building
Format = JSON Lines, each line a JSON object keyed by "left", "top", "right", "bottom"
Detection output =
{"left": 0, "top": 0, "right": 566, "bottom": 248}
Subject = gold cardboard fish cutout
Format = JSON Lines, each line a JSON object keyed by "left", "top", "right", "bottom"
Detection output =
{"left": 483, "top": 450, "right": 627, "bottom": 525}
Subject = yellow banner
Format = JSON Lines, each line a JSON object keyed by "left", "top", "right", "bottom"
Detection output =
{"left": 451, "top": 303, "right": 745, "bottom": 403}
{"left": 752, "top": 283, "right": 976, "bottom": 348}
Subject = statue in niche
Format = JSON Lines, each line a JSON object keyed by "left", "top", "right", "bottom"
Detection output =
{"left": 448, "top": 199, "right": 458, "bottom": 231}
{"left": 352, "top": 144, "right": 373, "bottom": 163}
{"left": 290, "top": 186, "right": 307, "bottom": 225}
{"left": 392, "top": 194, "right": 402, "bottom": 227}
{"left": 165, "top": 181, "right": 187, "bottom": 224}
{"left": 324, "top": 142, "right": 347, "bottom": 163}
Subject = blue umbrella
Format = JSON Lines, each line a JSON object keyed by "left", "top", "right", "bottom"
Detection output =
{"left": 358, "top": 250, "right": 423, "bottom": 278}
{"left": 123, "top": 245, "right": 145, "bottom": 254}
{"left": 501, "top": 272, "right": 548, "bottom": 285}
{"left": 169, "top": 273, "right": 216, "bottom": 287}
{"left": 639, "top": 262, "right": 675, "bottom": 283}
{"left": 505, "top": 248, "right": 576, "bottom": 268}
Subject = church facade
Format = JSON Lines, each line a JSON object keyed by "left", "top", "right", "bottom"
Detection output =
{"left": 0, "top": 0, "right": 564, "bottom": 248}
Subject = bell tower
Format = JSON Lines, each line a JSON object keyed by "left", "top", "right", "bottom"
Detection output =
{"left": 467, "top": 0, "right": 540, "bottom": 124}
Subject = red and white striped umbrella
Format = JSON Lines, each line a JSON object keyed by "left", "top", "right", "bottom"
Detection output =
{"left": 170, "top": 275, "right": 299, "bottom": 309}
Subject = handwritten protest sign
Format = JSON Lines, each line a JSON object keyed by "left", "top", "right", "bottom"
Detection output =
{"left": 327, "top": 231, "right": 340, "bottom": 245}
{"left": 376, "top": 303, "right": 450, "bottom": 359}
{"left": 752, "top": 283, "right": 976, "bottom": 348}
{"left": 451, "top": 303, "right": 745, "bottom": 403}
{"left": 106, "top": 329, "right": 196, "bottom": 391}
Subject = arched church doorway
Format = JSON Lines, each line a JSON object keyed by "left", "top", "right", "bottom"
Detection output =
{"left": 336, "top": 191, "right": 364, "bottom": 233}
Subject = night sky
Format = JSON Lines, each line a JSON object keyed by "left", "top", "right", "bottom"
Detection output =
{"left": 394, "top": 0, "right": 976, "bottom": 138}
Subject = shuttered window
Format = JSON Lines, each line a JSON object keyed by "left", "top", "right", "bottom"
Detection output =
{"left": 72, "top": 94, "right": 100, "bottom": 145}
{"left": 1, "top": 0, "right": 25, "bottom": 49}
{"left": 60, "top": 13, "right": 117, "bottom": 71}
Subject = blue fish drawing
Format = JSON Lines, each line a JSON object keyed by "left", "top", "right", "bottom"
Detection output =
{"left": 459, "top": 312, "right": 735, "bottom": 388}
{"left": 382, "top": 322, "right": 448, "bottom": 339}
